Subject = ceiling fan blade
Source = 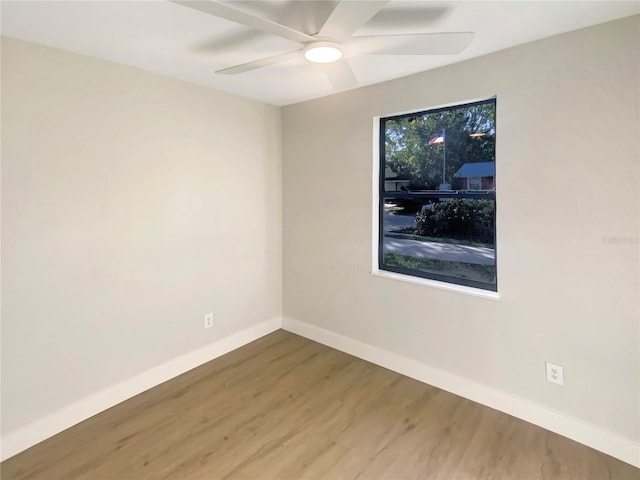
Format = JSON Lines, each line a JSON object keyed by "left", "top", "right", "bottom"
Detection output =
{"left": 319, "top": 0, "right": 389, "bottom": 42}
{"left": 171, "top": 1, "right": 315, "bottom": 44}
{"left": 348, "top": 32, "right": 474, "bottom": 56}
{"left": 322, "top": 59, "right": 358, "bottom": 90}
{"left": 216, "top": 49, "right": 301, "bottom": 75}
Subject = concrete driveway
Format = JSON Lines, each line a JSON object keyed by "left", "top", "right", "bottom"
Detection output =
{"left": 383, "top": 213, "right": 416, "bottom": 232}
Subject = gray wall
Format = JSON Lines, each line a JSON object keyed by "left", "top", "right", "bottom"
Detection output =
{"left": 1, "top": 37, "right": 282, "bottom": 435}
{"left": 282, "top": 16, "right": 639, "bottom": 442}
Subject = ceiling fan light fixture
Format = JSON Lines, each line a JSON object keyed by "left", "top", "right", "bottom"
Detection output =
{"left": 304, "top": 42, "right": 343, "bottom": 64}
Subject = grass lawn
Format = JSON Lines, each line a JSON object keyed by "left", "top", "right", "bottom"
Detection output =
{"left": 383, "top": 253, "right": 496, "bottom": 284}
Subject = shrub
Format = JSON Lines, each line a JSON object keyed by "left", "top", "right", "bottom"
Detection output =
{"left": 415, "top": 199, "right": 494, "bottom": 244}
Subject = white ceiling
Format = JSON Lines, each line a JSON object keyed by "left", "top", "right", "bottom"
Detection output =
{"left": 2, "top": 1, "right": 638, "bottom": 106}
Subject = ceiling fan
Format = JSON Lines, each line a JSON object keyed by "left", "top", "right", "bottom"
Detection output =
{"left": 172, "top": 0, "right": 474, "bottom": 90}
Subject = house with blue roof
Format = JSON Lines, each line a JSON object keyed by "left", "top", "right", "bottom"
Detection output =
{"left": 454, "top": 162, "right": 495, "bottom": 191}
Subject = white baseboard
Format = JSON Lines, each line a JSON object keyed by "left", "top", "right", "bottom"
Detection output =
{"left": 0, "top": 317, "right": 282, "bottom": 462}
{"left": 4, "top": 316, "right": 638, "bottom": 468}
{"left": 282, "top": 316, "right": 640, "bottom": 468}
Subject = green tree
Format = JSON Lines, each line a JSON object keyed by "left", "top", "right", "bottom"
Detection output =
{"left": 384, "top": 103, "right": 495, "bottom": 190}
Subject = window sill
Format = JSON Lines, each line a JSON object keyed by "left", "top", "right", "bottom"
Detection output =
{"left": 371, "top": 268, "right": 500, "bottom": 301}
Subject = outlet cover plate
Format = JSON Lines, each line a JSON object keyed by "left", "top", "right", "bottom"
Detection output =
{"left": 546, "top": 361, "right": 564, "bottom": 385}
{"left": 204, "top": 313, "right": 214, "bottom": 329}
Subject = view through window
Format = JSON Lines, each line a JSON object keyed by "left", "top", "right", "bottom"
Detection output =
{"left": 379, "top": 99, "right": 497, "bottom": 291}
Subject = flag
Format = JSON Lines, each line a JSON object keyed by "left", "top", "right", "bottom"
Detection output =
{"left": 428, "top": 132, "right": 445, "bottom": 145}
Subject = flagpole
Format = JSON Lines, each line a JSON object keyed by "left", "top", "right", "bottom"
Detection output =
{"left": 442, "top": 128, "right": 446, "bottom": 185}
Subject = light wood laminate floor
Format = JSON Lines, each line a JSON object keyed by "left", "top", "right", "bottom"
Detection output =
{"left": 2, "top": 330, "right": 638, "bottom": 479}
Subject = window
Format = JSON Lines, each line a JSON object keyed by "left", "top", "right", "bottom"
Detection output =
{"left": 378, "top": 99, "right": 497, "bottom": 292}
{"left": 468, "top": 177, "right": 482, "bottom": 190}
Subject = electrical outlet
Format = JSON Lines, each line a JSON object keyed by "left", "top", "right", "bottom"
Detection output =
{"left": 546, "top": 362, "right": 564, "bottom": 385}
{"left": 204, "top": 313, "right": 214, "bottom": 329}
